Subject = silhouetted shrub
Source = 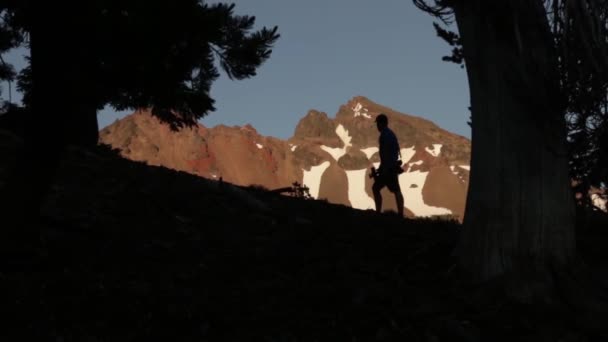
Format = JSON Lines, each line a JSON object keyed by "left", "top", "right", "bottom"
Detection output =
{"left": 290, "top": 181, "right": 312, "bottom": 200}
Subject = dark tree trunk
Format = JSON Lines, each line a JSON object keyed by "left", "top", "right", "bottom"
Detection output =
{"left": 0, "top": 4, "right": 99, "bottom": 245}
{"left": 33, "top": 4, "right": 100, "bottom": 148}
{"left": 453, "top": 0, "right": 577, "bottom": 282}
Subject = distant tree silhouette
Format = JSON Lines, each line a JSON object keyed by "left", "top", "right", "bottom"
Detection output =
{"left": 413, "top": 0, "right": 608, "bottom": 295}
{"left": 0, "top": 2, "right": 279, "bottom": 243}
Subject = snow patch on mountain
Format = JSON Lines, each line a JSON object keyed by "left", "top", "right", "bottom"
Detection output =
{"left": 345, "top": 169, "right": 376, "bottom": 210}
{"left": 290, "top": 144, "right": 297, "bottom": 152}
{"left": 458, "top": 165, "right": 470, "bottom": 171}
{"left": 302, "top": 161, "right": 331, "bottom": 199}
{"left": 399, "top": 171, "right": 452, "bottom": 217}
{"left": 406, "top": 160, "right": 423, "bottom": 172}
{"left": 449, "top": 166, "right": 466, "bottom": 183}
{"left": 256, "top": 143, "right": 263, "bottom": 149}
{"left": 425, "top": 144, "right": 443, "bottom": 157}
{"left": 347, "top": 165, "right": 453, "bottom": 215}
{"left": 321, "top": 124, "right": 353, "bottom": 161}
{"left": 400, "top": 146, "right": 416, "bottom": 164}
{"left": 361, "top": 147, "right": 379, "bottom": 159}
{"left": 320, "top": 145, "right": 346, "bottom": 161}
{"left": 352, "top": 102, "right": 372, "bottom": 119}
{"left": 336, "top": 124, "right": 352, "bottom": 148}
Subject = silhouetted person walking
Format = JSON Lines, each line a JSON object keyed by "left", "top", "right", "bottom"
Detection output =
{"left": 370, "top": 113, "right": 404, "bottom": 217}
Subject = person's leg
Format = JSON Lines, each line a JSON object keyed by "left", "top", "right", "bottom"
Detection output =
{"left": 387, "top": 174, "right": 404, "bottom": 217}
{"left": 372, "top": 181, "right": 383, "bottom": 213}
{"left": 395, "top": 190, "right": 404, "bottom": 217}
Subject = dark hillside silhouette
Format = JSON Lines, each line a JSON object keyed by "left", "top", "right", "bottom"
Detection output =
{"left": 1, "top": 130, "right": 607, "bottom": 340}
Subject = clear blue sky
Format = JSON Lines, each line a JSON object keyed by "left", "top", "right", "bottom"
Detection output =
{"left": 1, "top": 1, "right": 471, "bottom": 140}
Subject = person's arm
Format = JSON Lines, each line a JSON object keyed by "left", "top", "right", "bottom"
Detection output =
{"left": 392, "top": 133, "right": 401, "bottom": 163}
{"left": 378, "top": 131, "right": 388, "bottom": 173}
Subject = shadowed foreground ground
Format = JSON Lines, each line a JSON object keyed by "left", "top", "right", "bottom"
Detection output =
{"left": 1, "top": 130, "right": 607, "bottom": 341}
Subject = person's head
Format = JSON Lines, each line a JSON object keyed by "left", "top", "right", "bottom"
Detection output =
{"left": 375, "top": 113, "right": 388, "bottom": 131}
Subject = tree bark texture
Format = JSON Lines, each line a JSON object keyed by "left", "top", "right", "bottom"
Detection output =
{"left": 454, "top": 0, "right": 577, "bottom": 281}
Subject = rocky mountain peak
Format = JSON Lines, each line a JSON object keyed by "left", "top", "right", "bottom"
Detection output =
{"left": 292, "top": 110, "right": 339, "bottom": 144}
{"left": 242, "top": 124, "right": 258, "bottom": 134}
{"left": 100, "top": 97, "right": 472, "bottom": 220}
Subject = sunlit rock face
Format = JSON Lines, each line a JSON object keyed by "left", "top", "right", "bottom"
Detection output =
{"left": 100, "top": 96, "right": 471, "bottom": 220}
